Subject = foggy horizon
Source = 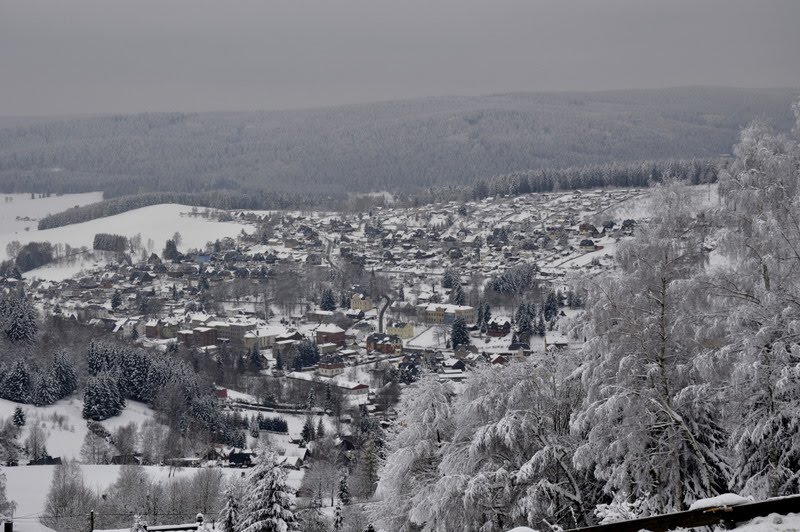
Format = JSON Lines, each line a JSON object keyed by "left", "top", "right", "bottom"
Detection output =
{"left": 2, "top": 0, "right": 799, "bottom": 116}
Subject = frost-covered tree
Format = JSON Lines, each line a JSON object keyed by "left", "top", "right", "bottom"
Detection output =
{"left": 710, "top": 102, "right": 800, "bottom": 499}
{"left": 42, "top": 461, "right": 97, "bottom": 532}
{"left": 218, "top": 477, "right": 245, "bottom": 532}
{"left": 239, "top": 452, "right": 296, "bottom": 532}
{"left": 572, "top": 182, "right": 728, "bottom": 513}
{"left": 373, "top": 377, "right": 454, "bottom": 531}
{"left": 26, "top": 421, "right": 48, "bottom": 461}
{"left": 80, "top": 431, "right": 113, "bottom": 464}
{"left": 0, "top": 470, "right": 17, "bottom": 518}
{"left": 414, "top": 355, "right": 599, "bottom": 531}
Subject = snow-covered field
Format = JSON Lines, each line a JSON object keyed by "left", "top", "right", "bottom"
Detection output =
{"left": 1, "top": 203, "right": 256, "bottom": 280}
{"left": 0, "top": 397, "right": 160, "bottom": 461}
{"left": 0, "top": 192, "right": 103, "bottom": 258}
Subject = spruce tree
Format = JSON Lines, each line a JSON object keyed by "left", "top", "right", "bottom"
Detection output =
{"left": 449, "top": 282, "right": 465, "bottom": 306}
{"left": 316, "top": 417, "right": 325, "bottom": 438}
{"left": 442, "top": 268, "right": 457, "bottom": 289}
{"left": 83, "top": 372, "right": 125, "bottom": 421}
{"left": 51, "top": 352, "right": 78, "bottom": 399}
{"left": 12, "top": 406, "right": 25, "bottom": 427}
{"left": 1, "top": 294, "right": 38, "bottom": 343}
{"left": 301, "top": 416, "right": 315, "bottom": 443}
{"left": 482, "top": 303, "right": 492, "bottom": 332}
{"left": 450, "top": 317, "right": 470, "bottom": 348}
{"left": 4, "top": 360, "right": 32, "bottom": 403}
{"left": 536, "top": 313, "right": 546, "bottom": 336}
{"left": 337, "top": 473, "right": 351, "bottom": 505}
{"left": 239, "top": 452, "right": 296, "bottom": 532}
{"left": 320, "top": 288, "right": 336, "bottom": 311}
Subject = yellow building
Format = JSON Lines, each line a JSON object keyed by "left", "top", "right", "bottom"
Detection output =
{"left": 386, "top": 321, "right": 414, "bottom": 339}
{"left": 351, "top": 293, "right": 374, "bottom": 311}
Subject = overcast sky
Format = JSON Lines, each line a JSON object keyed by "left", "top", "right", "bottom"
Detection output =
{"left": 1, "top": 0, "right": 799, "bottom": 116}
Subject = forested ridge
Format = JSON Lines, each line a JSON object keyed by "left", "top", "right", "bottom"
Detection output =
{"left": 0, "top": 87, "right": 795, "bottom": 199}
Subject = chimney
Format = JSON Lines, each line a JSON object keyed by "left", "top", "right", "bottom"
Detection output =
{"left": 4, "top": 521, "right": 13, "bottom": 532}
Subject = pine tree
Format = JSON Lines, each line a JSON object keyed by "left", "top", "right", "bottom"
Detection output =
{"left": 398, "top": 285, "right": 405, "bottom": 301}
{"left": 482, "top": 303, "right": 491, "bottom": 332}
{"left": 337, "top": 473, "right": 351, "bottom": 505}
{"left": 450, "top": 317, "right": 470, "bottom": 348}
{"left": 12, "top": 406, "right": 25, "bottom": 427}
{"left": 239, "top": 452, "right": 296, "bottom": 532}
{"left": 320, "top": 288, "right": 336, "bottom": 311}
{"left": 316, "top": 417, "right": 325, "bottom": 438}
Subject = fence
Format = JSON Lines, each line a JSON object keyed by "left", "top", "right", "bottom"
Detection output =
{"left": 567, "top": 494, "right": 800, "bottom": 532}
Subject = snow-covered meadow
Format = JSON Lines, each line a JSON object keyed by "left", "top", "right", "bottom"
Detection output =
{"left": 1, "top": 203, "right": 256, "bottom": 280}
{"left": 0, "top": 396, "right": 160, "bottom": 461}
{"left": 0, "top": 192, "right": 103, "bottom": 257}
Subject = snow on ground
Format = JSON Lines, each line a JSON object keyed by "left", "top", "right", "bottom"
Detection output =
{"left": 0, "top": 397, "right": 160, "bottom": 461}
{"left": 23, "top": 256, "right": 107, "bottom": 282}
{"left": 724, "top": 513, "right": 800, "bottom": 531}
{"left": 0, "top": 192, "right": 104, "bottom": 258}
{"left": 1, "top": 204, "right": 255, "bottom": 277}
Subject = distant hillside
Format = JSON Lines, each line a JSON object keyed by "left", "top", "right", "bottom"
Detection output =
{"left": 0, "top": 87, "right": 795, "bottom": 198}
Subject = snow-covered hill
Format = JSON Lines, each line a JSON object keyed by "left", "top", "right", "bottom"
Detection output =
{"left": 0, "top": 203, "right": 255, "bottom": 280}
{"left": 0, "top": 396, "right": 158, "bottom": 461}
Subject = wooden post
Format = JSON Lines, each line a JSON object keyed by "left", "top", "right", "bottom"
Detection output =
{"left": 89, "top": 510, "right": 94, "bottom": 532}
